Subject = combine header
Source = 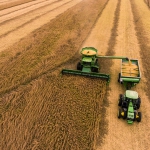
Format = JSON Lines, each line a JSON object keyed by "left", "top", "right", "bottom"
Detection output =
{"left": 62, "top": 47, "right": 128, "bottom": 82}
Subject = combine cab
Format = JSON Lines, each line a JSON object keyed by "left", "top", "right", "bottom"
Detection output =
{"left": 62, "top": 47, "right": 128, "bottom": 83}
{"left": 62, "top": 47, "right": 110, "bottom": 82}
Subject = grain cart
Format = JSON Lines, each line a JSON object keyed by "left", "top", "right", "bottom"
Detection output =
{"left": 117, "top": 59, "right": 142, "bottom": 124}
{"left": 118, "top": 59, "right": 141, "bottom": 89}
{"left": 118, "top": 90, "right": 141, "bottom": 124}
{"left": 62, "top": 47, "right": 128, "bottom": 82}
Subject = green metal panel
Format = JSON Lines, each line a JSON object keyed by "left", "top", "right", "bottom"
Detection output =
{"left": 127, "top": 120, "right": 133, "bottom": 124}
{"left": 82, "top": 67, "right": 91, "bottom": 73}
{"left": 82, "top": 57, "right": 92, "bottom": 62}
{"left": 97, "top": 56, "right": 128, "bottom": 60}
{"left": 121, "top": 78, "right": 140, "bottom": 83}
{"left": 127, "top": 101, "right": 134, "bottom": 124}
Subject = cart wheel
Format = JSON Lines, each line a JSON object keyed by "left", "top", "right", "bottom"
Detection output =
{"left": 137, "top": 112, "right": 142, "bottom": 122}
{"left": 118, "top": 108, "right": 122, "bottom": 119}
{"left": 118, "top": 73, "right": 121, "bottom": 82}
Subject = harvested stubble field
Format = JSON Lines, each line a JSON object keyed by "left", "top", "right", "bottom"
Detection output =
{"left": 0, "top": 0, "right": 109, "bottom": 149}
{"left": 0, "top": 0, "right": 35, "bottom": 10}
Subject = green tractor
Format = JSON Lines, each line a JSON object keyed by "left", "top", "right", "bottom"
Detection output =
{"left": 118, "top": 90, "right": 141, "bottom": 124}
{"left": 117, "top": 58, "right": 142, "bottom": 124}
{"left": 62, "top": 47, "right": 128, "bottom": 82}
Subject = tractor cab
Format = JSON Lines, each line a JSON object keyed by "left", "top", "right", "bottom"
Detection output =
{"left": 120, "top": 90, "right": 138, "bottom": 109}
{"left": 125, "top": 90, "right": 138, "bottom": 100}
{"left": 125, "top": 90, "right": 140, "bottom": 110}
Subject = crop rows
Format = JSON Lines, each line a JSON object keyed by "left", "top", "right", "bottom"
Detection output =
{"left": 1, "top": 74, "right": 107, "bottom": 149}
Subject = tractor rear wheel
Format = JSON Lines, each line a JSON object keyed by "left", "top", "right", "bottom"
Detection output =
{"left": 137, "top": 112, "right": 142, "bottom": 122}
{"left": 123, "top": 110, "right": 127, "bottom": 119}
{"left": 136, "top": 98, "right": 141, "bottom": 109}
{"left": 118, "top": 108, "right": 122, "bottom": 119}
{"left": 134, "top": 112, "right": 136, "bottom": 121}
{"left": 118, "top": 94, "right": 123, "bottom": 106}
{"left": 77, "top": 62, "right": 82, "bottom": 70}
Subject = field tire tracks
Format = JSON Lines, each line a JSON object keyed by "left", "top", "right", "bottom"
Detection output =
{"left": 0, "top": 0, "right": 73, "bottom": 38}
{"left": 0, "top": 0, "right": 72, "bottom": 25}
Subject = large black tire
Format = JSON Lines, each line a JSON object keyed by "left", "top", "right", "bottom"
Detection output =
{"left": 123, "top": 110, "right": 127, "bottom": 119}
{"left": 136, "top": 98, "right": 141, "bottom": 109}
{"left": 92, "top": 67, "right": 98, "bottom": 73}
{"left": 122, "top": 101, "right": 128, "bottom": 109}
{"left": 137, "top": 112, "right": 142, "bottom": 122}
{"left": 118, "top": 73, "right": 121, "bottom": 83}
{"left": 77, "top": 62, "right": 82, "bottom": 70}
{"left": 118, "top": 94, "right": 123, "bottom": 106}
{"left": 118, "top": 108, "right": 122, "bottom": 119}
{"left": 134, "top": 112, "right": 136, "bottom": 121}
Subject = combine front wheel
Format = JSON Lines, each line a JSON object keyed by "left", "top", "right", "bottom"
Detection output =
{"left": 91, "top": 67, "right": 98, "bottom": 73}
{"left": 77, "top": 62, "right": 82, "bottom": 70}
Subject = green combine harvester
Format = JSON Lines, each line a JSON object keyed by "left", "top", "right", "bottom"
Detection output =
{"left": 117, "top": 59, "right": 142, "bottom": 124}
{"left": 62, "top": 47, "right": 128, "bottom": 82}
